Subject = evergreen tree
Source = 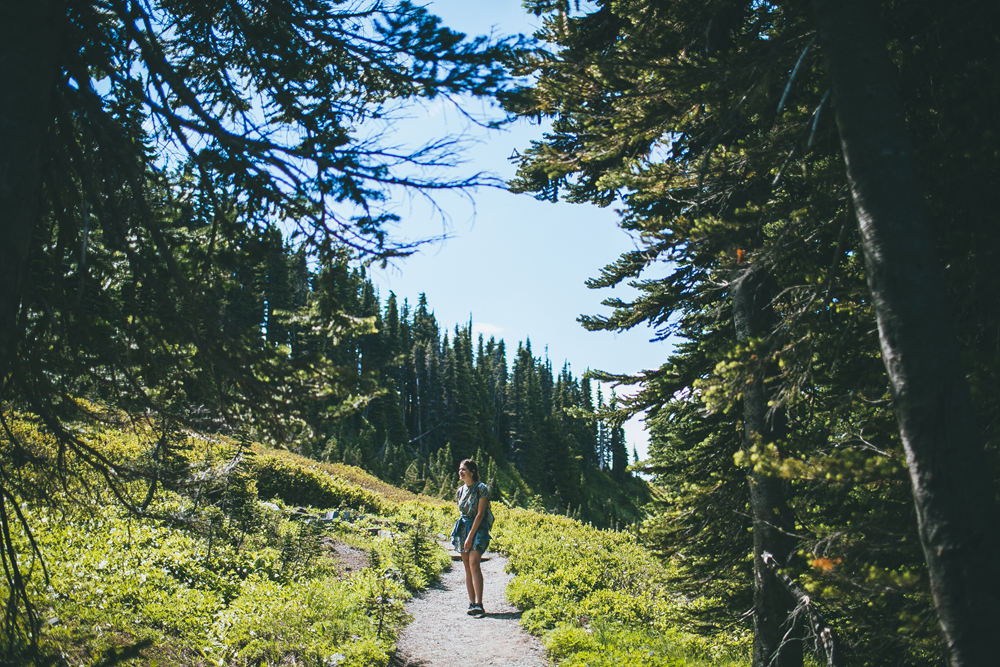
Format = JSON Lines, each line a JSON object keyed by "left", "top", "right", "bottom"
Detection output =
{"left": 509, "top": 340, "right": 546, "bottom": 489}
{"left": 262, "top": 225, "right": 293, "bottom": 348}
{"left": 481, "top": 337, "right": 511, "bottom": 457}
{"left": 402, "top": 459, "right": 422, "bottom": 493}
{"left": 594, "top": 384, "right": 608, "bottom": 471}
{"left": 501, "top": 0, "right": 1000, "bottom": 663}
{"left": 579, "top": 375, "right": 598, "bottom": 468}
{"left": 811, "top": 5, "right": 1000, "bottom": 657}
{"left": 548, "top": 364, "right": 585, "bottom": 507}
{"left": 607, "top": 392, "right": 628, "bottom": 483}
{"left": 446, "top": 325, "right": 480, "bottom": 455}
{"left": 288, "top": 247, "right": 310, "bottom": 357}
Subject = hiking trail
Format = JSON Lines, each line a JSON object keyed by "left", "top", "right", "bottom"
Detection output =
{"left": 391, "top": 547, "right": 547, "bottom": 667}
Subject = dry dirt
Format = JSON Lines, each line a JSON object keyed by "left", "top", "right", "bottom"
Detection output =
{"left": 322, "top": 538, "right": 371, "bottom": 576}
{"left": 391, "top": 548, "right": 548, "bottom": 667}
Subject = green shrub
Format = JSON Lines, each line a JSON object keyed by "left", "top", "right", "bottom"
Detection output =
{"left": 371, "top": 523, "right": 450, "bottom": 592}
{"left": 543, "top": 624, "right": 600, "bottom": 662}
{"left": 209, "top": 571, "right": 402, "bottom": 667}
{"left": 546, "top": 623, "right": 746, "bottom": 667}
{"left": 494, "top": 506, "right": 750, "bottom": 666}
{"left": 0, "top": 408, "right": 457, "bottom": 666}
{"left": 250, "top": 451, "right": 385, "bottom": 513}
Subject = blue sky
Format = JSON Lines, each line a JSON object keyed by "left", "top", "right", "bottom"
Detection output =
{"left": 367, "top": 1, "right": 675, "bottom": 460}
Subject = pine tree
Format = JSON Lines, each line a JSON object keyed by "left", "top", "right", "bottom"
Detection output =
{"left": 509, "top": 340, "right": 546, "bottom": 489}
{"left": 505, "top": 0, "right": 1000, "bottom": 663}
{"left": 262, "top": 225, "right": 293, "bottom": 348}
{"left": 607, "top": 392, "right": 628, "bottom": 483}
{"left": 481, "top": 337, "right": 511, "bottom": 457}
{"left": 446, "top": 325, "right": 480, "bottom": 454}
{"left": 288, "top": 247, "right": 310, "bottom": 358}
{"left": 402, "top": 460, "right": 422, "bottom": 493}
{"left": 579, "top": 376, "right": 598, "bottom": 468}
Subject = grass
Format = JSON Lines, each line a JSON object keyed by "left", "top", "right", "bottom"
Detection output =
{"left": 0, "top": 410, "right": 450, "bottom": 666}
{"left": 1, "top": 408, "right": 751, "bottom": 666}
{"left": 492, "top": 506, "right": 751, "bottom": 666}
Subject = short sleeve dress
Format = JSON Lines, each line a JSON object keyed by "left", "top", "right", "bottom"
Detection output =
{"left": 450, "top": 481, "right": 493, "bottom": 553}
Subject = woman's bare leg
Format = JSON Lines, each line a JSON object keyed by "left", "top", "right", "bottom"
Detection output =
{"left": 468, "top": 550, "right": 484, "bottom": 605}
{"left": 461, "top": 552, "right": 476, "bottom": 603}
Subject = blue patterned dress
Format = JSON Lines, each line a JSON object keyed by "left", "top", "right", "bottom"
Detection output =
{"left": 450, "top": 481, "right": 493, "bottom": 553}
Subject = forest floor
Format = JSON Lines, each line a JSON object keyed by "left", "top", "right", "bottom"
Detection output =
{"left": 391, "top": 545, "right": 547, "bottom": 667}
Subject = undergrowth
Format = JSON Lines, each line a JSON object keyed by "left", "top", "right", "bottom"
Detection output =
{"left": 492, "top": 506, "right": 752, "bottom": 666}
{"left": 3, "top": 406, "right": 760, "bottom": 667}
{"left": 0, "top": 409, "right": 451, "bottom": 667}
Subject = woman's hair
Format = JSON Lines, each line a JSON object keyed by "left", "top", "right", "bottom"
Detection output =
{"left": 460, "top": 458, "right": 480, "bottom": 482}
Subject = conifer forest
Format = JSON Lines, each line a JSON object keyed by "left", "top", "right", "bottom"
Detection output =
{"left": 1, "top": 1, "right": 999, "bottom": 666}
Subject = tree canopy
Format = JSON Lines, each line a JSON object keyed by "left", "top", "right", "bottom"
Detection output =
{"left": 505, "top": 0, "right": 1000, "bottom": 664}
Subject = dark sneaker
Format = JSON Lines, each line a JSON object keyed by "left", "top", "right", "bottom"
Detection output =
{"left": 466, "top": 603, "right": 479, "bottom": 616}
{"left": 473, "top": 604, "right": 486, "bottom": 618}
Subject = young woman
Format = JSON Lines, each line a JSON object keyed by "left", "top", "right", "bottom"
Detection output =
{"left": 451, "top": 458, "right": 493, "bottom": 618}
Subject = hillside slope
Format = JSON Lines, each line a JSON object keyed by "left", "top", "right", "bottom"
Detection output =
{"left": 1, "top": 409, "right": 745, "bottom": 667}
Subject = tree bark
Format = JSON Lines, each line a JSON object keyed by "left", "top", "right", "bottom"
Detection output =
{"left": 733, "top": 265, "right": 803, "bottom": 667}
{"left": 0, "top": 0, "right": 61, "bottom": 385}
{"left": 812, "top": 1, "right": 1000, "bottom": 664}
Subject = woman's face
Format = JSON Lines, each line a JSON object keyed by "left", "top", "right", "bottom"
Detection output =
{"left": 459, "top": 464, "right": 471, "bottom": 483}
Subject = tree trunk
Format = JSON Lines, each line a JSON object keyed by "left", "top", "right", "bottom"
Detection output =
{"left": 812, "top": 1, "right": 1000, "bottom": 664}
{"left": 761, "top": 552, "right": 843, "bottom": 667}
{"left": 0, "top": 0, "right": 61, "bottom": 384}
{"left": 733, "top": 265, "right": 803, "bottom": 667}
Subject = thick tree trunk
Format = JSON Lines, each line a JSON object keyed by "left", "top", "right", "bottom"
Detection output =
{"left": 733, "top": 265, "right": 803, "bottom": 667}
{"left": 0, "top": 1, "right": 61, "bottom": 384}
{"left": 812, "top": 1, "right": 1000, "bottom": 664}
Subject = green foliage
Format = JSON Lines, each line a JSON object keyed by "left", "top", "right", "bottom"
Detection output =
{"left": 505, "top": 0, "right": 1000, "bottom": 663}
{"left": 209, "top": 570, "right": 400, "bottom": 667}
{"left": 493, "top": 506, "right": 750, "bottom": 666}
{"left": 544, "top": 622, "right": 747, "bottom": 667}
{"left": 370, "top": 520, "right": 450, "bottom": 593}
{"left": 0, "top": 411, "right": 450, "bottom": 666}
{"left": 251, "top": 450, "right": 385, "bottom": 514}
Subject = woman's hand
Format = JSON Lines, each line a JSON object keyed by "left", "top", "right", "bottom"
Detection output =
{"left": 464, "top": 534, "right": 474, "bottom": 551}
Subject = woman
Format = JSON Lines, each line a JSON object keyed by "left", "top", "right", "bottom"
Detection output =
{"left": 451, "top": 458, "right": 493, "bottom": 618}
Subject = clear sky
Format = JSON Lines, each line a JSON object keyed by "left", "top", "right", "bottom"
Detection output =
{"left": 367, "top": 0, "right": 675, "bottom": 461}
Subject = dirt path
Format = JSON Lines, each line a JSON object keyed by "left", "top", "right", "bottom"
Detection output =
{"left": 391, "top": 549, "right": 548, "bottom": 667}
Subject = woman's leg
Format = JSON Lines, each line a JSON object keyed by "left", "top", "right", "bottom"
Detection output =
{"left": 461, "top": 551, "right": 476, "bottom": 603}
{"left": 468, "top": 549, "right": 484, "bottom": 605}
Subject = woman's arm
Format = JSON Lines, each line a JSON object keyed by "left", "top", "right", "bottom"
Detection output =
{"left": 464, "top": 495, "right": 490, "bottom": 550}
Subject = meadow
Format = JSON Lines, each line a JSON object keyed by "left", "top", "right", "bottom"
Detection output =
{"left": 1, "top": 409, "right": 747, "bottom": 666}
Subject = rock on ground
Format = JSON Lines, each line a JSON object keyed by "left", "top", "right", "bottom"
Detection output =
{"left": 391, "top": 549, "right": 547, "bottom": 667}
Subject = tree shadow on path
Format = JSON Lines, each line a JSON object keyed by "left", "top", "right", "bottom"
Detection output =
{"left": 481, "top": 611, "right": 522, "bottom": 621}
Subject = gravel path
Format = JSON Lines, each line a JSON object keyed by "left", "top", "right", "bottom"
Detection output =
{"left": 391, "top": 548, "right": 548, "bottom": 667}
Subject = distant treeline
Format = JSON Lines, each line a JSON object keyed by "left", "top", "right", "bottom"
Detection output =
{"left": 214, "top": 233, "right": 646, "bottom": 527}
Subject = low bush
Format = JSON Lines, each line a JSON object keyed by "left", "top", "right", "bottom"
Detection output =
{"left": 492, "top": 506, "right": 751, "bottom": 666}
{"left": 19, "top": 500, "right": 427, "bottom": 666}
{"left": 250, "top": 450, "right": 386, "bottom": 513}
{"left": 0, "top": 410, "right": 451, "bottom": 666}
